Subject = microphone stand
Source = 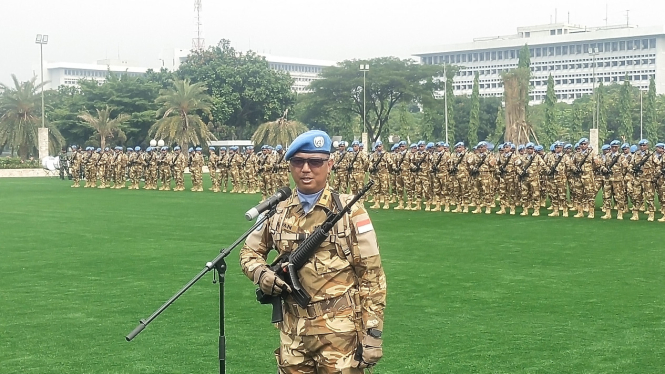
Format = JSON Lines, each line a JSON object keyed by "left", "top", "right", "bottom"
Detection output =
{"left": 126, "top": 208, "right": 277, "bottom": 374}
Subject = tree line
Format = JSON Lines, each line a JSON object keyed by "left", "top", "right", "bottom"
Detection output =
{"left": 2, "top": 40, "right": 665, "bottom": 160}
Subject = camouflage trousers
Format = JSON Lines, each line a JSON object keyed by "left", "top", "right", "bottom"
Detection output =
{"left": 632, "top": 177, "right": 655, "bottom": 212}
{"left": 369, "top": 171, "right": 389, "bottom": 202}
{"left": 191, "top": 168, "right": 203, "bottom": 190}
{"left": 87, "top": 166, "right": 98, "bottom": 187}
{"left": 602, "top": 178, "right": 626, "bottom": 211}
{"left": 218, "top": 168, "right": 229, "bottom": 191}
{"left": 451, "top": 174, "right": 470, "bottom": 206}
{"left": 549, "top": 176, "right": 567, "bottom": 209}
{"left": 257, "top": 173, "right": 270, "bottom": 197}
{"left": 174, "top": 168, "right": 185, "bottom": 190}
{"left": 349, "top": 172, "right": 365, "bottom": 195}
{"left": 332, "top": 172, "right": 348, "bottom": 194}
{"left": 230, "top": 168, "right": 240, "bottom": 192}
{"left": 276, "top": 330, "right": 362, "bottom": 374}
{"left": 404, "top": 173, "right": 416, "bottom": 201}
{"left": 520, "top": 177, "right": 540, "bottom": 208}
{"left": 475, "top": 172, "right": 494, "bottom": 207}
{"left": 129, "top": 165, "right": 142, "bottom": 189}
{"left": 97, "top": 165, "right": 106, "bottom": 187}
{"left": 114, "top": 167, "right": 126, "bottom": 188}
{"left": 209, "top": 166, "right": 219, "bottom": 191}
{"left": 394, "top": 173, "right": 406, "bottom": 202}
{"left": 570, "top": 175, "right": 595, "bottom": 208}
{"left": 389, "top": 172, "right": 397, "bottom": 200}
{"left": 497, "top": 175, "right": 516, "bottom": 207}
{"left": 431, "top": 173, "right": 448, "bottom": 204}
{"left": 159, "top": 166, "right": 171, "bottom": 190}
{"left": 655, "top": 177, "right": 665, "bottom": 212}
{"left": 70, "top": 164, "right": 80, "bottom": 184}
{"left": 243, "top": 169, "right": 256, "bottom": 192}
{"left": 273, "top": 172, "right": 290, "bottom": 193}
{"left": 145, "top": 166, "right": 158, "bottom": 189}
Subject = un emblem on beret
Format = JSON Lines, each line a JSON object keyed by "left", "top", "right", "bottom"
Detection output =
{"left": 313, "top": 136, "right": 325, "bottom": 148}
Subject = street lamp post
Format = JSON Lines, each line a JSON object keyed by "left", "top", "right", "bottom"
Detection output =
{"left": 443, "top": 65, "right": 449, "bottom": 144}
{"left": 588, "top": 48, "right": 599, "bottom": 129}
{"left": 35, "top": 34, "right": 48, "bottom": 129}
{"left": 35, "top": 34, "right": 49, "bottom": 160}
{"left": 640, "top": 89, "right": 643, "bottom": 139}
{"left": 359, "top": 64, "right": 369, "bottom": 149}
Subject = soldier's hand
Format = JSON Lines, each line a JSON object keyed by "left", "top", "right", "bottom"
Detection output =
{"left": 352, "top": 331, "right": 383, "bottom": 369}
{"left": 254, "top": 266, "right": 291, "bottom": 296}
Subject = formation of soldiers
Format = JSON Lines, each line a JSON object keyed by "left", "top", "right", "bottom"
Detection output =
{"left": 65, "top": 136, "right": 665, "bottom": 222}
{"left": 66, "top": 144, "right": 290, "bottom": 199}
{"left": 331, "top": 138, "right": 665, "bottom": 222}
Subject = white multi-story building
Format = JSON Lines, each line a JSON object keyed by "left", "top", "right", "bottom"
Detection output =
{"left": 414, "top": 23, "right": 665, "bottom": 104}
{"left": 263, "top": 55, "right": 336, "bottom": 93}
{"left": 43, "top": 59, "right": 149, "bottom": 90}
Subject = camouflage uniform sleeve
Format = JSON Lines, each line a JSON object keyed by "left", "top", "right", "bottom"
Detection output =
{"left": 348, "top": 202, "right": 387, "bottom": 332}
{"left": 239, "top": 218, "right": 275, "bottom": 282}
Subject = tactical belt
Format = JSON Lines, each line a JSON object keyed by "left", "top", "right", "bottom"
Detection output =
{"left": 284, "top": 292, "right": 353, "bottom": 319}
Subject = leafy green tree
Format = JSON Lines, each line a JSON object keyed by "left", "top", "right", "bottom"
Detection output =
{"left": 292, "top": 93, "right": 355, "bottom": 141}
{"left": 541, "top": 74, "right": 559, "bottom": 145}
{"left": 149, "top": 79, "right": 216, "bottom": 151}
{"left": 488, "top": 105, "right": 505, "bottom": 144}
{"left": 78, "top": 105, "right": 129, "bottom": 149}
{"left": 518, "top": 45, "right": 531, "bottom": 116}
{"left": 468, "top": 72, "right": 480, "bottom": 145}
{"left": 618, "top": 75, "right": 634, "bottom": 142}
{"left": 309, "top": 57, "right": 439, "bottom": 142}
{"left": 0, "top": 75, "right": 64, "bottom": 158}
{"left": 644, "top": 77, "right": 658, "bottom": 142}
{"left": 445, "top": 66, "right": 457, "bottom": 142}
{"left": 178, "top": 39, "right": 295, "bottom": 139}
{"left": 252, "top": 115, "right": 308, "bottom": 146}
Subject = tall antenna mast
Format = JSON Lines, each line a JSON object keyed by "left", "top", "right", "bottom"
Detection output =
{"left": 192, "top": 0, "right": 205, "bottom": 51}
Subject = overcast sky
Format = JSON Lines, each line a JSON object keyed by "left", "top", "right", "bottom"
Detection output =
{"left": 1, "top": 0, "right": 663, "bottom": 84}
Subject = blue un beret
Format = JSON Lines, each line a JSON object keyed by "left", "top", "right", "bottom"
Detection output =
{"left": 630, "top": 145, "right": 638, "bottom": 153}
{"left": 284, "top": 130, "right": 332, "bottom": 161}
{"left": 621, "top": 143, "right": 629, "bottom": 149}
{"left": 534, "top": 145, "right": 544, "bottom": 151}
{"left": 601, "top": 144, "right": 610, "bottom": 151}
{"left": 610, "top": 140, "right": 621, "bottom": 146}
{"left": 639, "top": 139, "right": 649, "bottom": 145}
{"left": 454, "top": 142, "right": 464, "bottom": 148}
{"left": 275, "top": 145, "right": 283, "bottom": 151}
{"left": 426, "top": 142, "right": 434, "bottom": 149}
{"left": 195, "top": 147, "right": 202, "bottom": 151}
{"left": 209, "top": 146, "right": 216, "bottom": 151}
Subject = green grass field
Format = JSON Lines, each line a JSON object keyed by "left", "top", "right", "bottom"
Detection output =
{"left": 1, "top": 177, "right": 664, "bottom": 373}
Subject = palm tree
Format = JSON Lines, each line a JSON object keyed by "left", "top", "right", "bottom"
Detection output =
{"left": 0, "top": 75, "right": 64, "bottom": 159}
{"left": 252, "top": 109, "right": 308, "bottom": 146}
{"left": 149, "top": 79, "right": 216, "bottom": 150}
{"left": 78, "top": 105, "right": 129, "bottom": 149}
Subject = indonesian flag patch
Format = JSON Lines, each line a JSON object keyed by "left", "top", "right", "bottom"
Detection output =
{"left": 356, "top": 217, "right": 374, "bottom": 234}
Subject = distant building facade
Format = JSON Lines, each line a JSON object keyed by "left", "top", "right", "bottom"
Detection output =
{"left": 263, "top": 55, "right": 336, "bottom": 93}
{"left": 44, "top": 59, "right": 148, "bottom": 89}
{"left": 414, "top": 23, "right": 665, "bottom": 104}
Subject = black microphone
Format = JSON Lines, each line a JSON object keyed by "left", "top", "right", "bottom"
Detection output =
{"left": 245, "top": 186, "right": 292, "bottom": 221}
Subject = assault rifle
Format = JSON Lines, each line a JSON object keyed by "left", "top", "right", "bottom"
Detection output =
{"left": 449, "top": 152, "right": 466, "bottom": 175}
{"left": 368, "top": 152, "right": 385, "bottom": 174}
{"left": 257, "top": 180, "right": 375, "bottom": 323}
{"left": 518, "top": 154, "right": 536, "bottom": 181}
{"left": 347, "top": 151, "right": 360, "bottom": 173}
{"left": 548, "top": 154, "right": 564, "bottom": 176}
{"left": 470, "top": 154, "right": 488, "bottom": 177}
{"left": 331, "top": 151, "right": 347, "bottom": 172}
{"left": 572, "top": 150, "right": 591, "bottom": 175}
{"left": 601, "top": 154, "right": 621, "bottom": 176}
{"left": 409, "top": 153, "right": 427, "bottom": 173}
{"left": 272, "top": 153, "right": 285, "bottom": 173}
{"left": 632, "top": 151, "right": 652, "bottom": 177}
{"left": 431, "top": 152, "right": 444, "bottom": 173}
{"left": 498, "top": 152, "right": 513, "bottom": 175}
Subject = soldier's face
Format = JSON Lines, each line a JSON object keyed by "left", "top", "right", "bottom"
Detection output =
{"left": 289, "top": 152, "right": 333, "bottom": 194}
{"left": 623, "top": 148, "right": 629, "bottom": 154}
{"left": 353, "top": 145, "right": 359, "bottom": 152}
{"left": 581, "top": 142, "right": 588, "bottom": 150}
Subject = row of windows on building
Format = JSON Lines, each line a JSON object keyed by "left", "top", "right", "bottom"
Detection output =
{"left": 452, "top": 73, "right": 655, "bottom": 91}
{"left": 422, "top": 37, "right": 658, "bottom": 65}
{"left": 63, "top": 78, "right": 104, "bottom": 86}
{"left": 62, "top": 69, "right": 144, "bottom": 78}
{"left": 455, "top": 56, "right": 656, "bottom": 77}
{"left": 479, "top": 91, "right": 645, "bottom": 101}
{"left": 269, "top": 64, "right": 324, "bottom": 74}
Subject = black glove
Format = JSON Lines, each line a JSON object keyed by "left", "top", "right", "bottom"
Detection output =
{"left": 254, "top": 266, "right": 291, "bottom": 296}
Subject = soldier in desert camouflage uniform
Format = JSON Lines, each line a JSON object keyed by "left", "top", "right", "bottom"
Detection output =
{"left": 630, "top": 139, "right": 659, "bottom": 221}
{"left": 190, "top": 147, "right": 205, "bottom": 192}
{"left": 449, "top": 142, "right": 470, "bottom": 213}
{"left": 256, "top": 145, "right": 273, "bottom": 200}
{"left": 392, "top": 142, "right": 410, "bottom": 210}
{"left": 331, "top": 142, "right": 349, "bottom": 194}
{"left": 157, "top": 147, "right": 172, "bottom": 191}
{"left": 430, "top": 142, "right": 450, "bottom": 212}
{"left": 570, "top": 138, "right": 600, "bottom": 219}
{"left": 272, "top": 145, "right": 290, "bottom": 193}
{"left": 600, "top": 140, "right": 629, "bottom": 220}
{"left": 113, "top": 147, "right": 128, "bottom": 189}
{"left": 208, "top": 146, "right": 220, "bottom": 192}
{"left": 544, "top": 142, "right": 569, "bottom": 217}
{"left": 227, "top": 146, "right": 243, "bottom": 193}
{"left": 367, "top": 141, "right": 391, "bottom": 210}
{"left": 468, "top": 141, "right": 496, "bottom": 214}
{"left": 217, "top": 147, "right": 229, "bottom": 192}
{"left": 517, "top": 143, "right": 546, "bottom": 216}
{"left": 240, "top": 130, "right": 385, "bottom": 374}
{"left": 348, "top": 141, "right": 367, "bottom": 198}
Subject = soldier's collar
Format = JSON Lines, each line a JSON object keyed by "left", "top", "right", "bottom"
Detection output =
{"left": 286, "top": 185, "right": 334, "bottom": 210}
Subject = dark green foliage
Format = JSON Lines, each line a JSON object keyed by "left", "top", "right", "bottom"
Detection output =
{"left": 618, "top": 75, "right": 634, "bottom": 142}
{"left": 468, "top": 72, "right": 480, "bottom": 145}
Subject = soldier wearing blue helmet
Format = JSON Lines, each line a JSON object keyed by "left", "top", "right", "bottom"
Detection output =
{"left": 517, "top": 139, "right": 546, "bottom": 217}
{"left": 599, "top": 139, "right": 630, "bottom": 220}
{"left": 256, "top": 144, "right": 273, "bottom": 199}
{"left": 331, "top": 141, "right": 349, "bottom": 193}
{"left": 654, "top": 143, "right": 665, "bottom": 221}
{"left": 348, "top": 140, "right": 369, "bottom": 198}
{"left": 543, "top": 141, "right": 567, "bottom": 216}
{"left": 570, "top": 136, "right": 600, "bottom": 218}
{"left": 450, "top": 141, "right": 470, "bottom": 213}
{"left": 207, "top": 146, "right": 220, "bottom": 192}
{"left": 368, "top": 140, "right": 391, "bottom": 209}
{"left": 157, "top": 146, "right": 172, "bottom": 191}
{"left": 143, "top": 145, "right": 158, "bottom": 190}
{"left": 112, "top": 145, "right": 128, "bottom": 189}
{"left": 190, "top": 146, "right": 205, "bottom": 192}
{"left": 406, "top": 140, "right": 431, "bottom": 211}
{"left": 468, "top": 140, "right": 497, "bottom": 214}
{"left": 128, "top": 145, "right": 144, "bottom": 190}
{"left": 429, "top": 141, "right": 450, "bottom": 212}
{"left": 226, "top": 146, "right": 242, "bottom": 193}
{"left": 630, "top": 138, "right": 658, "bottom": 220}
{"left": 272, "top": 144, "right": 289, "bottom": 194}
